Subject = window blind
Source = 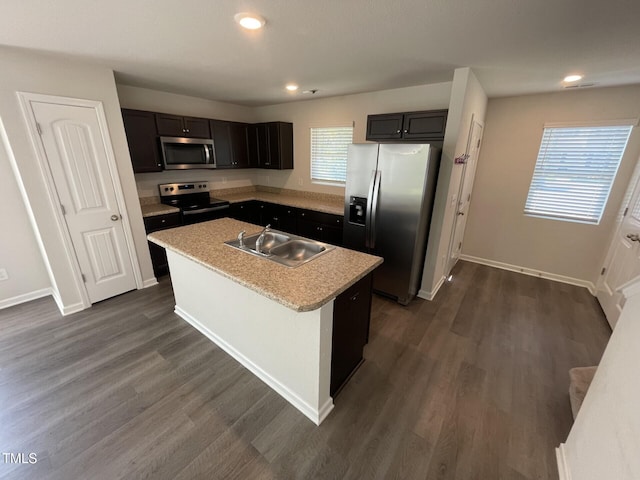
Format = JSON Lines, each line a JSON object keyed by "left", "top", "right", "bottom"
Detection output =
{"left": 310, "top": 126, "right": 353, "bottom": 183}
{"left": 524, "top": 125, "right": 632, "bottom": 224}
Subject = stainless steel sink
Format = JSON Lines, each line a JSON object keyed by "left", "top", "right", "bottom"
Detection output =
{"left": 224, "top": 228, "right": 334, "bottom": 268}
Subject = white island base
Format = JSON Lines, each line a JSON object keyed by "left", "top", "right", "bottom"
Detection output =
{"left": 167, "top": 250, "right": 335, "bottom": 425}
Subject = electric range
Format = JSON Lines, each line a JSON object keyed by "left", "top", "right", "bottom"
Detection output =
{"left": 159, "top": 182, "right": 230, "bottom": 225}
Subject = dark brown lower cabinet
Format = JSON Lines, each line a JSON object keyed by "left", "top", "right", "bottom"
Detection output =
{"left": 330, "top": 272, "right": 373, "bottom": 397}
{"left": 143, "top": 213, "right": 182, "bottom": 277}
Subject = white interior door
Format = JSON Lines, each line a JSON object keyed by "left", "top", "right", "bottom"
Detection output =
{"left": 597, "top": 172, "right": 640, "bottom": 329}
{"left": 30, "top": 101, "right": 137, "bottom": 304}
{"left": 447, "top": 120, "right": 483, "bottom": 273}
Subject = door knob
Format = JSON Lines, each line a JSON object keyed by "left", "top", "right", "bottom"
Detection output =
{"left": 111, "top": 214, "right": 120, "bottom": 221}
{"left": 626, "top": 233, "right": 640, "bottom": 242}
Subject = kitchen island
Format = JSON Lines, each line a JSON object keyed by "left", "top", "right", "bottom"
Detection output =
{"left": 148, "top": 218, "right": 382, "bottom": 424}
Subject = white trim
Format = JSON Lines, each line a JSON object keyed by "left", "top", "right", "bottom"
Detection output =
{"left": 418, "top": 275, "right": 445, "bottom": 301}
{"left": 142, "top": 277, "right": 159, "bottom": 288}
{"left": 459, "top": 254, "right": 596, "bottom": 294}
{"left": 175, "top": 305, "right": 334, "bottom": 425}
{"left": 619, "top": 274, "right": 640, "bottom": 298}
{"left": 51, "top": 289, "right": 86, "bottom": 316}
{"left": 0, "top": 288, "right": 52, "bottom": 310}
{"left": 544, "top": 118, "right": 638, "bottom": 128}
{"left": 556, "top": 444, "right": 572, "bottom": 480}
{"left": 17, "top": 92, "right": 144, "bottom": 307}
{"left": 308, "top": 121, "right": 354, "bottom": 128}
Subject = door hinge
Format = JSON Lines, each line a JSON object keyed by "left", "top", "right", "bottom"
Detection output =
{"left": 458, "top": 242, "right": 462, "bottom": 249}
{"left": 81, "top": 273, "right": 87, "bottom": 283}
{"left": 623, "top": 207, "right": 629, "bottom": 217}
{"left": 36, "top": 123, "right": 43, "bottom": 135}
{"left": 467, "top": 194, "right": 471, "bottom": 202}
{"left": 60, "top": 204, "right": 66, "bottom": 215}
{"left": 601, "top": 267, "right": 606, "bottom": 276}
{"left": 477, "top": 139, "right": 480, "bottom": 148}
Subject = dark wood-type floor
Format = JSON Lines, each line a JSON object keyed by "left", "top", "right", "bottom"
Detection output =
{"left": 0, "top": 261, "right": 611, "bottom": 480}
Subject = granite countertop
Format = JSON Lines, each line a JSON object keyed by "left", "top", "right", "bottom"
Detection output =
{"left": 215, "top": 192, "right": 344, "bottom": 216}
{"left": 148, "top": 218, "right": 382, "bottom": 312}
{"left": 141, "top": 203, "right": 180, "bottom": 218}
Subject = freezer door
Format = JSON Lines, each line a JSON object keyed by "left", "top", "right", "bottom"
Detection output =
{"left": 344, "top": 144, "right": 379, "bottom": 251}
{"left": 373, "top": 144, "right": 439, "bottom": 304}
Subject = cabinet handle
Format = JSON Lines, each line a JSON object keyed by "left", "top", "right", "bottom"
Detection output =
{"left": 350, "top": 292, "right": 360, "bottom": 302}
{"left": 396, "top": 130, "right": 401, "bottom": 133}
{"left": 161, "top": 219, "right": 166, "bottom": 223}
{"left": 182, "top": 129, "right": 186, "bottom": 133}
{"left": 404, "top": 130, "right": 408, "bottom": 133}
{"left": 301, "top": 213, "right": 305, "bottom": 217}
{"left": 273, "top": 217, "right": 279, "bottom": 221}
{"left": 186, "top": 129, "right": 190, "bottom": 133}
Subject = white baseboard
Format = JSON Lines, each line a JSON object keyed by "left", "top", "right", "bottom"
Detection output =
{"left": 175, "top": 305, "right": 333, "bottom": 425}
{"left": 50, "top": 289, "right": 87, "bottom": 316}
{"left": 0, "top": 287, "right": 52, "bottom": 310}
{"left": 556, "top": 443, "right": 572, "bottom": 480}
{"left": 459, "top": 255, "right": 596, "bottom": 294}
{"left": 417, "top": 275, "right": 445, "bottom": 301}
{"left": 142, "top": 277, "right": 159, "bottom": 288}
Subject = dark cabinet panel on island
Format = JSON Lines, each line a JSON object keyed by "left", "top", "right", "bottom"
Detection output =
{"left": 156, "top": 113, "right": 210, "bottom": 138}
{"left": 366, "top": 109, "right": 448, "bottom": 142}
{"left": 121, "top": 109, "right": 163, "bottom": 173}
{"left": 143, "top": 212, "right": 182, "bottom": 277}
{"left": 331, "top": 272, "right": 373, "bottom": 397}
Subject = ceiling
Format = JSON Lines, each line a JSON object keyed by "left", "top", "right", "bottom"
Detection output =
{"left": 1, "top": 0, "right": 639, "bottom": 106}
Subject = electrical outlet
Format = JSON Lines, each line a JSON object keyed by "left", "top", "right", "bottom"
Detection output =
{"left": 0, "top": 268, "right": 8, "bottom": 281}
{"left": 265, "top": 175, "right": 270, "bottom": 185}
{"left": 222, "top": 177, "right": 227, "bottom": 184}
{"left": 297, "top": 178, "right": 303, "bottom": 186}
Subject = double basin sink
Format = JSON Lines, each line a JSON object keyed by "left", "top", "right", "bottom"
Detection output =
{"left": 224, "top": 228, "right": 334, "bottom": 268}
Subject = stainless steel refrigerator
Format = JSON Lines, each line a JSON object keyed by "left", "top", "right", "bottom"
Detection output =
{"left": 343, "top": 143, "right": 441, "bottom": 305}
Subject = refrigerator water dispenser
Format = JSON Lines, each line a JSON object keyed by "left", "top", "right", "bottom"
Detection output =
{"left": 349, "top": 196, "right": 367, "bottom": 225}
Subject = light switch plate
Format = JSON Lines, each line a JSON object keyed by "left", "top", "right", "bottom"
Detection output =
{"left": 0, "top": 268, "right": 8, "bottom": 281}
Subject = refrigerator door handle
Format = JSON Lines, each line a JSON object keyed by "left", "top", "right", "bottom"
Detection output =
{"left": 365, "top": 170, "right": 377, "bottom": 249}
{"left": 370, "top": 170, "right": 381, "bottom": 249}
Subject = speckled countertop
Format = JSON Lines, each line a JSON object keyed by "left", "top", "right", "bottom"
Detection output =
{"left": 215, "top": 192, "right": 344, "bottom": 216}
{"left": 140, "top": 204, "right": 180, "bottom": 218}
{"left": 148, "top": 218, "right": 382, "bottom": 312}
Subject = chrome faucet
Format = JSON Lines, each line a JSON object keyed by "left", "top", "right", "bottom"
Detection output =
{"left": 254, "top": 224, "right": 271, "bottom": 254}
{"left": 237, "top": 230, "right": 246, "bottom": 248}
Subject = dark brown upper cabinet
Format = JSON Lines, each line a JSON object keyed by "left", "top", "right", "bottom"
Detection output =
{"left": 210, "top": 120, "right": 250, "bottom": 169}
{"left": 156, "top": 113, "right": 210, "bottom": 138}
{"left": 247, "top": 122, "right": 293, "bottom": 170}
{"left": 366, "top": 109, "right": 448, "bottom": 142}
{"left": 121, "top": 109, "right": 163, "bottom": 173}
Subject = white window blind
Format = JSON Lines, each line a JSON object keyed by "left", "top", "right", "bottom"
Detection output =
{"left": 524, "top": 125, "right": 632, "bottom": 224}
{"left": 310, "top": 125, "right": 353, "bottom": 183}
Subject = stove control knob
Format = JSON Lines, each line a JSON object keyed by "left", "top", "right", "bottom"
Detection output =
{"left": 170, "top": 187, "right": 174, "bottom": 191}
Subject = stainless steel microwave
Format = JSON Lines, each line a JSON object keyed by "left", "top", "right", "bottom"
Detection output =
{"left": 160, "top": 136, "right": 216, "bottom": 170}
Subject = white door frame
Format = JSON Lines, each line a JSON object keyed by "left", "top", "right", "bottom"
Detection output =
{"left": 446, "top": 115, "right": 484, "bottom": 275}
{"left": 17, "top": 92, "right": 144, "bottom": 310}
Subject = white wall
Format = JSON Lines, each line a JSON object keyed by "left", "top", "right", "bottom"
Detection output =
{"left": 252, "top": 82, "right": 452, "bottom": 196}
{"left": 0, "top": 119, "right": 50, "bottom": 307}
{"left": 462, "top": 86, "right": 640, "bottom": 287}
{"left": 420, "top": 68, "right": 488, "bottom": 299}
{"left": 0, "top": 46, "right": 154, "bottom": 312}
{"left": 558, "top": 275, "right": 640, "bottom": 480}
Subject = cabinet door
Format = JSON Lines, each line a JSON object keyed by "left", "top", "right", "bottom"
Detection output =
{"left": 274, "top": 122, "right": 294, "bottom": 170}
{"left": 210, "top": 120, "right": 233, "bottom": 168}
{"left": 144, "top": 213, "right": 182, "bottom": 277}
{"left": 183, "top": 116, "right": 210, "bottom": 138}
{"left": 366, "top": 113, "right": 404, "bottom": 140}
{"left": 331, "top": 273, "right": 373, "bottom": 396}
{"left": 321, "top": 223, "right": 343, "bottom": 246}
{"left": 279, "top": 205, "right": 298, "bottom": 234}
{"left": 230, "top": 122, "right": 249, "bottom": 168}
{"left": 122, "top": 109, "right": 162, "bottom": 173}
{"left": 155, "top": 113, "right": 185, "bottom": 136}
{"left": 246, "top": 125, "right": 260, "bottom": 168}
{"left": 402, "top": 110, "right": 448, "bottom": 140}
{"left": 256, "top": 124, "right": 271, "bottom": 168}
{"left": 229, "top": 201, "right": 259, "bottom": 224}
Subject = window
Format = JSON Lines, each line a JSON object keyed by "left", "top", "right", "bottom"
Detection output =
{"left": 310, "top": 125, "right": 353, "bottom": 184}
{"left": 524, "top": 124, "right": 633, "bottom": 224}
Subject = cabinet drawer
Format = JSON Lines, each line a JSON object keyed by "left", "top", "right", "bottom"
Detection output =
{"left": 298, "top": 209, "right": 343, "bottom": 227}
{"left": 143, "top": 213, "right": 182, "bottom": 232}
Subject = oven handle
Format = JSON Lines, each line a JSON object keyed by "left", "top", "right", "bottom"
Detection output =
{"left": 182, "top": 205, "right": 230, "bottom": 215}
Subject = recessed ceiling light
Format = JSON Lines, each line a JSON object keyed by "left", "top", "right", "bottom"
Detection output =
{"left": 234, "top": 13, "right": 265, "bottom": 30}
{"left": 563, "top": 74, "right": 583, "bottom": 83}
{"left": 285, "top": 84, "right": 299, "bottom": 91}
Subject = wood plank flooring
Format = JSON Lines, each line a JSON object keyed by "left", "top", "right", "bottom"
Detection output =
{"left": 0, "top": 261, "right": 611, "bottom": 479}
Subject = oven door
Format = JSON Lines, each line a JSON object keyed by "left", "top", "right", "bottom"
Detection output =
{"left": 161, "top": 137, "right": 216, "bottom": 170}
{"left": 182, "top": 205, "right": 230, "bottom": 224}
